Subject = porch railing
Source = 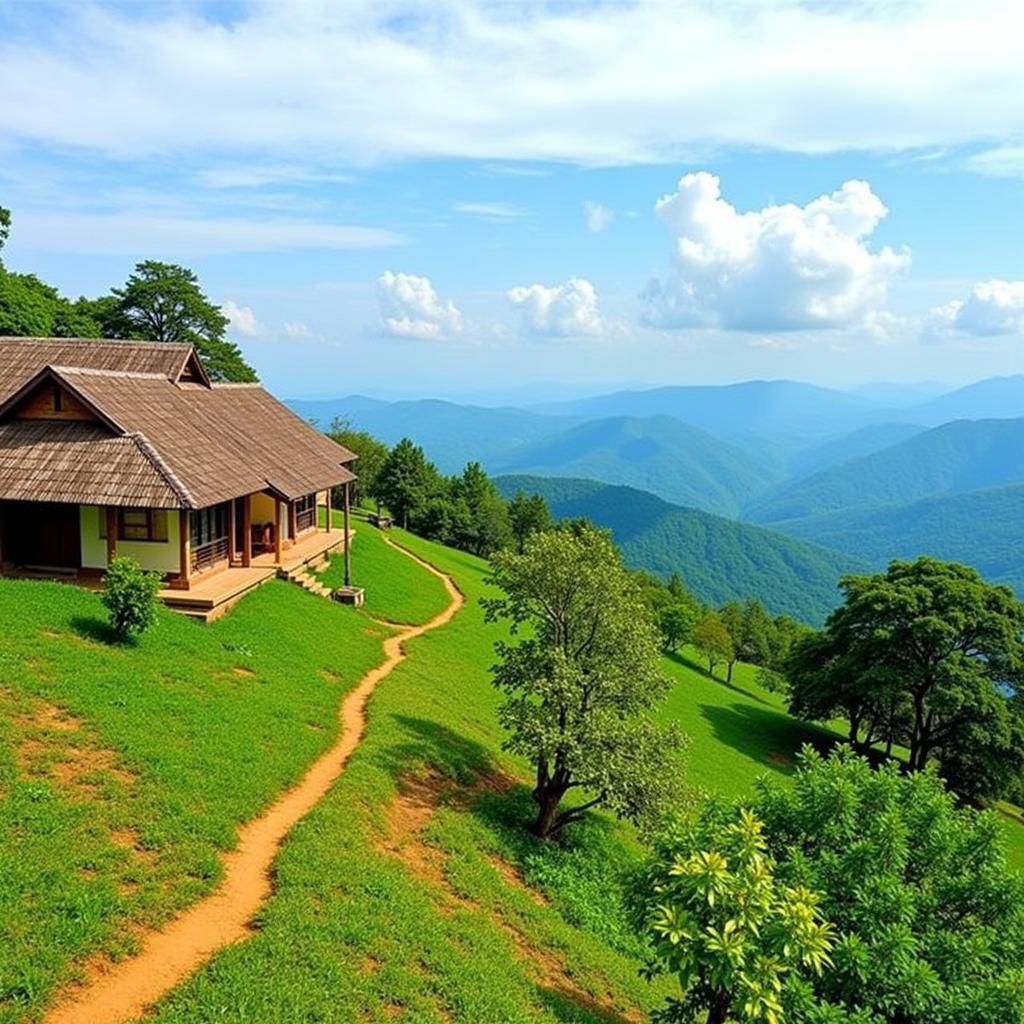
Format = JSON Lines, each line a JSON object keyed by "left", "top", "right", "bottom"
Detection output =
{"left": 191, "top": 536, "right": 228, "bottom": 574}
{"left": 296, "top": 507, "right": 316, "bottom": 533}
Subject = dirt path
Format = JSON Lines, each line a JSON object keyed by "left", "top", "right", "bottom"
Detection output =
{"left": 44, "top": 539, "right": 464, "bottom": 1024}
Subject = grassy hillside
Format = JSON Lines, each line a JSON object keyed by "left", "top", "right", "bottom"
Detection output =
{"left": 495, "top": 475, "right": 862, "bottom": 624}
{"left": 774, "top": 482, "right": 1024, "bottom": 596}
{"left": 0, "top": 575, "right": 386, "bottom": 1023}
{"left": 495, "top": 416, "right": 784, "bottom": 517}
{"left": 747, "top": 417, "right": 1024, "bottom": 523}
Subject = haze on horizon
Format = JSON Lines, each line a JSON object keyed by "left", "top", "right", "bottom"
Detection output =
{"left": 1, "top": 1, "right": 1023, "bottom": 397}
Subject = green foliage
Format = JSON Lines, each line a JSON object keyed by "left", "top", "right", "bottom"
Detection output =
{"left": 495, "top": 475, "right": 864, "bottom": 625}
{"left": 376, "top": 436, "right": 436, "bottom": 529}
{"left": 788, "top": 556, "right": 1024, "bottom": 802}
{"left": 111, "top": 261, "right": 256, "bottom": 382}
{"left": 0, "top": 206, "right": 9, "bottom": 251}
{"left": 0, "top": 268, "right": 104, "bottom": 338}
{"left": 326, "top": 418, "right": 390, "bottom": 508}
{"left": 507, "top": 489, "right": 552, "bottom": 553}
{"left": 638, "top": 806, "right": 835, "bottom": 1024}
{"left": 100, "top": 556, "right": 162, "bottom": 642}
{"left": 660, "top": 602, "right": 699, "bottom": 653}
{"left": 751, "top": 747, "right": 1024, "bottom": 1023}
{"left": 694, "top": 611, "right": 735, "bottom": 678}
{"left": 484, "top": 524, "right": 686, "bottom": 838}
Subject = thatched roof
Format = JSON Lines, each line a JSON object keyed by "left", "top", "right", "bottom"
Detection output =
{"left": 0, "top": 338, "right": 355, "bottom": 509}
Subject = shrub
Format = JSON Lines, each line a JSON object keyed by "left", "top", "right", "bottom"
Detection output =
{"left": 101, "top": 556, "right": 162, "bottom": 641}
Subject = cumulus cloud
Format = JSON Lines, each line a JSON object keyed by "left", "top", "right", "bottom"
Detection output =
{"left": 377, "top": 271, "right": 463, "bottom": 340}
{"left": 506, "top": 277, "right": 604, "bottom": 337}
{"left": 927, "top": 280, "right": 1024, "bottom": 338}
{"left": 583, "top": 201, "right": 613, "bottom": 233}
{"left": 642, "top": 173, "right": 909, "bottom": 332}
{"left": 2, "top": 3, "right": 1024, "bottom": 166}
{"left": 222, "top": 300, "right": 260, "bottom": 335}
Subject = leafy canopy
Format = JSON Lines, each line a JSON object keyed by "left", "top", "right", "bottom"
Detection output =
{"left": 787, "top": 556, "right": 1024, "bottom": 801}
{"left": 484, "top": 523, "right": 686, "bottom": 838}
{"left": 101, "top": 556, "right": 162, "bottom": 642}
{"left": 638, "top": 805, "right": 835, "bottom": 1024}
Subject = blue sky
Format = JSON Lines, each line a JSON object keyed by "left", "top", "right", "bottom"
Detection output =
{"left": 1, "top": 1, "right": 1023, "bottom": 399}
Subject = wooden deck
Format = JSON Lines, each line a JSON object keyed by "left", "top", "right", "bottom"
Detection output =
{"left": 160, "top": 527, "right": 350, "bottom": 621}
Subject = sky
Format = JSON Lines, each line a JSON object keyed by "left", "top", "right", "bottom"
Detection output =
{"left": 1, "top": 0, "right": 1023, "bottom": 400}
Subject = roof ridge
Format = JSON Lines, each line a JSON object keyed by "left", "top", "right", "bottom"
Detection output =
{"left": 50, "top": 365, "right": 170, "bottom": 380}
{"left": 210, "top": 382, "right": 264, "bottom": 389}
{"left": 0, "top": 337, "right": 192, "bottom": 350}
{"left": 127, "top": 431, "right": 196, "bottom": 508}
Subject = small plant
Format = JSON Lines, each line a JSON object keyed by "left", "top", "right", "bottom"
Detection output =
{"left": 101, "top": 556, "right": 162, "bottom": 642}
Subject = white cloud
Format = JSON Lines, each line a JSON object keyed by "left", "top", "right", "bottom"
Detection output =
{"left": 583, "top": 201, "right": 613, "bottom": 234}
{"left": 642, "top": 173, "right": 909, "bottom": 332}
{"left": 927, "top": 280, "right": 1024, "bottom": 337}
{"left": 506, "top": 277, "right": 604, "bottom": 337}
{"left": 960, "top": 145, "right": 1024, "bottom": 179}
{"left": 283, "top": 321, "right": 312, "bottom": 337}
{"left": 222, "top": 300, "right": 260, "bottom": 336}
{"left": 2, "top": 3, "right": 1023, "bottom": 166}
{"left": 454, "top": 202, "right": 524, "bottom": 220}
{"left": 377, "top": 271, "right": 463, "bottom": 340}
{"left": 8, "top": 210, "right": 403, "bottom": 256}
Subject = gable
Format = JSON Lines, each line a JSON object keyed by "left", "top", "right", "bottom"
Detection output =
{"left": 9, "top": 379, "right": 99, "bottom": 424}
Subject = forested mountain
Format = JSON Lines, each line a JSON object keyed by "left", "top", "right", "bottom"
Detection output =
{"left": 495, "top": 475, "right": 864, "bottom": 624}
{"left": 493, "top": 415, "right": 784, "bottom": 516}
{"left": 289, "top": 396, "right": 579, "bottom": 473}
{"left": 773, "top": 483, "right": 1024, "bottom": 596}
{"left": 910, "top": 374, "right": 1024, "bottom": 425}
{"left": 746, "top": 418, "right": 1024, "bottom": 523}
{"left": 531, "top": 379, "right": 880, "bottom": 447}
{"left": 787, "top": 421, "right": 925, "bottom": 478}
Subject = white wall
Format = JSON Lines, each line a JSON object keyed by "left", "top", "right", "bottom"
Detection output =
{"left": 80, "top": 505, "right": 181, "bottom": 574}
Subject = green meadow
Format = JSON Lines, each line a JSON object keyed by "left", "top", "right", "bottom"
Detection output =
{"left": 0, "top": 522, "right": 1020, "bottom": 1023}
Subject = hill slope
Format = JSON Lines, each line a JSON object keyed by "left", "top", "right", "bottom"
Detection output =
{"left": 496, "top": 475, "right": 863, "bottom": 624}
{"left": 747, "top": 418, "right": 1024, "bottom": 523}
{"left": 910, "top": 374, "right": 1024, "bottom": 425}
{"left": 494, "top": 415, "right": 783, "bottom": 516}
{"left": 773, "top": 483, "right": 1024, "bottom": 596}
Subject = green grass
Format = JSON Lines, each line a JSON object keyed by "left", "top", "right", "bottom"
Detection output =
{"left": 142, "top": 531, "right": 668, "bottom": 1024}
{"left": 317, "top": 512, "right": 451, "bottom": 625}
{"left": 0, "top": 576, "right": 385, "bottom": 1023}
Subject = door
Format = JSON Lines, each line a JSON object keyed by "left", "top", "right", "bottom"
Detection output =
{"left": 2, "top": 501, "right": 81, "bottom": 569}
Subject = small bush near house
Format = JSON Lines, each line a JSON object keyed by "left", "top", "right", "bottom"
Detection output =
{"left": 102, "top": 555, "right": 163, "bottom": 641}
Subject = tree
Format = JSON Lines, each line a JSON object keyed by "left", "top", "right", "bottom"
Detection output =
{"left": 101, "top": 556, "right": 162, "bottom": 642}
{"left": 787, "top": 557, "right": 1024, "bottom": 800}
{"left": 637, "top": 806, "right": 835, "bottom": 1024}
{"left": 376, "top": 437, "right": 437, "bottom": 529}
{"left": 508, "top": 490, "right": 552, "bottom": 553}
{"left": 0, "top": 206, "right": 9, "bottom": 252}
{"left": 750, "top": 747, "right": 1024, "bottom": 1023}
{"left": 451, "top": 462, "right": 513, "bottom": 557}
{"left": 694, "top": 612, "right": 734, "bottom": 679}
{"left": 111, "top": 261, "right": 256, "bottom": 382}
{"left": 484, "top": 525, "right": 686, "bottom": 839}
{"left": 659, "top": 602, "right": 698, "bottom": 653}
{"left": 326, "top": 418, "right": 389, "bottom": 509}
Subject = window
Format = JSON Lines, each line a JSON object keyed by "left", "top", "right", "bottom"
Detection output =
{"left": 99, "top": 508, "right": 169, "bottom": 543}
{"left": 190, "top": 504, "right": 228, "bottom": 549}
{"left": 52, "top": 386, "right": 63, "bottom": 412}
{"left": 295, "top": 492, "right": 317, "bottom": 532}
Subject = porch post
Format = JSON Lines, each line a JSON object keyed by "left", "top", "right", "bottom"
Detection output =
{"left": 323, "top": 490, "right": 330, "bottom": 531}
{"left": 343, "top": 481, "right": 351, "bottom": 587}
{"left": 227, "top": 500, "right": 236, "bottom": 565}
{"left": 288, "top": 499, "right": 297, "bottom": 541}
{"left": 274, "top": 499, "right": 283, "bottom": 565}
{"left": 242, "top": 494, "right": 252, "bottom": 567}
{"left": 105, "top": 507, "right": 118, "bottom": 566}
{"left": 178, "top": 509, "right": 191, "bottom": 587}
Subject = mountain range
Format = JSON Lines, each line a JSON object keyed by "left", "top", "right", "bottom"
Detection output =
{"left": 291, "top": 374, "right": 1024, "bottom": 615}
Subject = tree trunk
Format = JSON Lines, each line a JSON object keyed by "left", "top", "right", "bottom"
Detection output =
{"left": 706, "top": 988, "right": 731, "bottom": 1024}
{"left": 533, "top": 782, "right": 568, "bottom": 839}
{"left": 727, "top": 660, "right": 734, "bottom": 683}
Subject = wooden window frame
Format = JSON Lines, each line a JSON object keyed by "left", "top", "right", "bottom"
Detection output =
{"left": 99, "top": 508, "right": 169, "bottom": 544}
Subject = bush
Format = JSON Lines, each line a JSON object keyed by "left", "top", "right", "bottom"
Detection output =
{"left": 101, "top": 556, "right": 162, "bottom": 641}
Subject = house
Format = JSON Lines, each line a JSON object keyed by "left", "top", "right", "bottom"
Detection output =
{"left": 0, "top": 337, "right": 357, "bottom": 618}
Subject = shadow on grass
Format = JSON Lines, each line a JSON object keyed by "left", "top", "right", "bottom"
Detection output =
{"left": 69, "top": 614, "right": 122, "bottom": 646}
{"left": 378, "top": 714, "right": 499, "bottom": 787}
{"left": 537, "top": 983, "right": 640, "bottom": 1023}
{"left": 699, "top": 702, "right": 838, "bottom": 776}
{"left": 665, "top": 651, "right": 774, "bottom": 707}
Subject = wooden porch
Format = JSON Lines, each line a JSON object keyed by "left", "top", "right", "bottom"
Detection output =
{"left": 160, "top": 525, "right": 351, "bottom": 622}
